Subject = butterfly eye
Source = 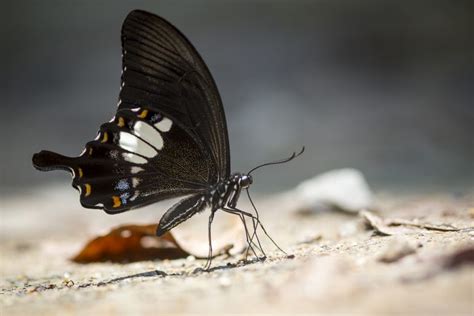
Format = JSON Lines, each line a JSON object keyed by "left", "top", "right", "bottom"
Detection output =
{"left": 240, "top": 175, "right": 252, "bottom": 188}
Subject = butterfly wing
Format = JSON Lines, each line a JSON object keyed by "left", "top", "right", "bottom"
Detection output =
{"left": 119, "top": 10, "right": 230, "bottom": 182}
{"left": 33, "top": 106, "right": 210, "bottom": 213}
{"left": 32, "top": 10, "right": 230, "bottom": 213}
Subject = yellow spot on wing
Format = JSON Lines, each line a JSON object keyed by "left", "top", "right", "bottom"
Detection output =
{"left": 101, "top": 132, "right": 108, "bottom": 143}
{"left": 84, "top": 184, "right": 91, "bottom": 197}
{"left": 112, "top": 196, "right": 121, "bottom": 208}
{"left": 78, "top": 168, "right": 83, "bottom": 178}
{"left": 88, "top": 147, "right": 93, "bottom": 155}
{"left": 117, "top": 117, "right": 125, "bottom": 127}
{"left": 138, "top": 109, "right": 148, "bottom": 119}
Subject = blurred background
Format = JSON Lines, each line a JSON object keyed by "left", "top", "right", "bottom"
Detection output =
{"left": 1, "top": 0, "right": 473, "bottom": 196}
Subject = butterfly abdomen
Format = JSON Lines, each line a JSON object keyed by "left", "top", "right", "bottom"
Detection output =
{"left": 32, "top": 150, "right": 77, "bottom": 173}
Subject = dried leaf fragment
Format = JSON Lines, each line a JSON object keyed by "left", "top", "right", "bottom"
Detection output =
{"left": 359, "top": 210, "right": 406, "bottom": 236}
{"left": 360, "top": 210, "right": 465, "bottom": 236}
{"left": 72, "top": 214, "right": 247, "bottom": 264}
{"left": 72, "top": 224, "right": 187, "bottom": 263}
{"left": 386, "top": 218, "right": 461, "bottom": 232}
{"left": 443, "top": 246, "right": 474, "bottom": 269}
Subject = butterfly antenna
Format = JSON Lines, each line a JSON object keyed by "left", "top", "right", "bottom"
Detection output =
{"left": 246, "top": 189, "right": 287, "bottom": 256}
{"left": 247, "top": 146, "right": 305, "bottom": 175}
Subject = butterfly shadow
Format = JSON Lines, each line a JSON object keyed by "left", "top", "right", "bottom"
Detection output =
{"left": 98, "top": 257, "right": 264, "bottom": 287}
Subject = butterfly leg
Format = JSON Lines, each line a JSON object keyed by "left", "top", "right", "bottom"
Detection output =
{"left": 238, "top": 210, "right": 265, "bottom": 259}
{"left": 245, "top": 190, "right": 263, "bottom": 257}
{"left": 238, "top": 212, "right": 263, "bottom": 259}
{"left": 222, "top": 208, "right": 261, "bottom": 259}
{"left": 224, "top": 207, "right": 266, "bottom": 260}
{"left": 203, "top": 209, "right": 216, "bottom": 271}
{"left": 245, "top": 214, "right": 265, "bottom": 259}
{"left": 229, "top": 206, "right": 287, "bottom": 257}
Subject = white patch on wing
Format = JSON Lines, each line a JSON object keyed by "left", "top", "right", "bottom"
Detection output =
{"left": 155, "top": 117, "right": 172, "bottom": 132}
{"left": 133, "top": 121, "right": 163, "bottom": 150}
{"left": 132, "top": 177, "right": 140, "bottom": 188}
{"left": 130, "top": 191, "right": 140, "bottom": 201}
{"left": 131, "top": 166, "right": 144, "bottom": 174}
{"left": 122, "top": 153, "right": 147, "bottom": 164}
{"left": 118, "top": 132, "right": 157, "bottom": 158}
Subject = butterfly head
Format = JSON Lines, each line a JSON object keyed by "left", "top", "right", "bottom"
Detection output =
{"left": 231, "top": 173, "right": 253, "bottom": 189}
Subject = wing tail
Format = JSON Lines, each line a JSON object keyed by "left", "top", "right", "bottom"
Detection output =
{"left": 32, "top": 150, "right": 78, "bottom": 173}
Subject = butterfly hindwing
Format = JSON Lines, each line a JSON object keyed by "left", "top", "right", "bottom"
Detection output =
{"left": 34, "top": 107, "right": 209, "bottom": 213}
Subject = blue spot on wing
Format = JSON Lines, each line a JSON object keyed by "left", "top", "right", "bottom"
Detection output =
{"left": 115, "top": 179, "right": 130, "bottom": 191}
{"left": 120, "top": 192, "right": 131, "bottom": 205}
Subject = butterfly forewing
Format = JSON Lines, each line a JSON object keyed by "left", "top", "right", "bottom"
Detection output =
{"left": 119, "top": 10, "right": 230, "bottom": 181}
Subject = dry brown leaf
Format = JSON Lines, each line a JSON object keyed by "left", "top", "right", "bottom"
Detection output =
{"left": 359, "top": 210, "right": 464, "bottom": 236}
{"left": 72, "top": 211, "right": 247, "bottom": 263}
{"left": 386, "top": 218, "right": 461, "bottom": 232}
{"left": 359, "top": 210, "right": 409, "bottom": 235}
{"left": 72, "top": 224, "right": 188, "bottom": 263}
{"left": 443, "top": 246, "right": 474, "bottom": 269}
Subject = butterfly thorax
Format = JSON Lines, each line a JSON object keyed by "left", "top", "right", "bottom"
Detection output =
{"left": 207, "top": 173, "right": 253, "bottom": 210}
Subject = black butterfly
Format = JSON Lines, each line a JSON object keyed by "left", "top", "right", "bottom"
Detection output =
{"left": 32, "top": 10, "right": 303, "bottom": 268}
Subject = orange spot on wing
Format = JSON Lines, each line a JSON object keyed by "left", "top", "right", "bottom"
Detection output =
{"left": 138, "top": 109, "right": 148, "bottom": 119}
{"left": 78, "top": 168, "right": 83, "bottom": 178}
{"left": 84, "top": 184, "right": 91, "bottom": 197}
{"left": 101, "top": 132, "right": 108, "bottom": 143}
{"left": 117, "top": 117, "right": 125, "bottom": 127}
{"left": 112, "top": 196, "right": 121, "bottom": 208}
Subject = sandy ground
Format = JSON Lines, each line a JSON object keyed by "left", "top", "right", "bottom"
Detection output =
{"left": 1, "top": 186, "right": 473, "bottom": 315}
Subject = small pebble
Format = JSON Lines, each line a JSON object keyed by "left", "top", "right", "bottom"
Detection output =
{"left": 63, "top": 280, "right": 75, "bottom": 288}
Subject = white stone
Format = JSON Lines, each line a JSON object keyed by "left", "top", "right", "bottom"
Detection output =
{"left": 294, "top": 168, "right": 373, "bottom": 213}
